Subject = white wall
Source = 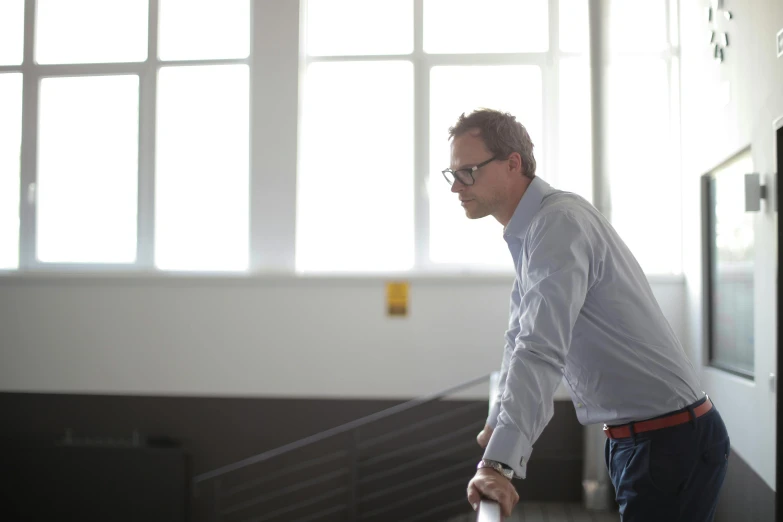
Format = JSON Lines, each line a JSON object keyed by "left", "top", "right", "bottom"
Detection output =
{"left": 0, "top": 275, "right": 685, "bottom": 402}
{"left": 0, "top": 0, "right": 691, "bottom": 406}
{"left": 679, "top": 0, "right": 782, "bottom": 491}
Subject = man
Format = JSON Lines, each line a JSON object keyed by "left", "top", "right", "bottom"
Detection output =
{"left": 448, "top": 109, "right": 730, "bottom": 521}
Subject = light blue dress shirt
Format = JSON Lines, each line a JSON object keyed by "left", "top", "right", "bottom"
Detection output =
{"left": 482, "top": 177, "right": 702, "bottom": 479}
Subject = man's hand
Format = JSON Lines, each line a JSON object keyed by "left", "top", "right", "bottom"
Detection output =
{"left": 477, "top": 424, "right": 493, "bottom": 448}
{"left": 466, "top": 468, "right": 519, "bottom": 517}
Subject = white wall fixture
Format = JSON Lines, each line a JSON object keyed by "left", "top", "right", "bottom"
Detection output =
{"left": 707, "top": 0, "right": 733, "bottom": 63}
{"left": 777, "top": 27, "right": 783, "bottom": 58}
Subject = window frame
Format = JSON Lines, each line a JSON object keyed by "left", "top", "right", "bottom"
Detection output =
{"left": 3, "top": 0, "right": 253, "bottom": 273}
{"left": 701, "top": 149, "right": 756, "bottom": 380}
{"left": 598, "top": 0, "right": 683, "bottom": 276}
{"left": 300, "top": 0, "right": 591, "bottom": 274}
{"left": 0, "top": 0, "right": 683, "bottom": 276}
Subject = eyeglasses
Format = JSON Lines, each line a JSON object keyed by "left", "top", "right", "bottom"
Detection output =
{"left": 441, "top": 156, "right": 497, "bottom": 186}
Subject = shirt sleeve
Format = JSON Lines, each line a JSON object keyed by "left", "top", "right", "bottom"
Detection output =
{"left": 483, "top": 209, "right": 592, "bottom": 479}
{"left": 486, "top": 279, "right": 522, "bottom": 428}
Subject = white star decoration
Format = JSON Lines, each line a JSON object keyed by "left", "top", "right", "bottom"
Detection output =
{"left": 707, "top": 0, "right": 733, "bottom": 63}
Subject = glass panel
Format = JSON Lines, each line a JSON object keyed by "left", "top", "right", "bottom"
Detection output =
{"left": 159, "top": 0, "right": 249, "bottom": 61}
{"left": 609, "top": 0, "right": 668, "bottom": 52}
{"left": 424, "top": 0, "right": 548, "bottom": 53}
{"left": 429, "top": 65, "right": 543, "bottom": 267}
{"left": 37, "top": 75, "right": 139, "bottom": 263}
{"left": 306, "top": 0, "right": 413, "bottom": 56}
{"left": 558, "top": 58, "right": 592, "bottom": 201}
{"left": 708, "top": 151, "right": 755, "bottom": 375}
{"left": 559, "top": 0, "right": 589, "bottom": 52}
{"left": 668, "top": 0, "right": 679, "bottom": 47}
{"left": 0, "top": 74, "right": 23, "bottom": 269}
{"left": 0, "top": 0, "right": 24, "bottom": 65}
{"left": 156, "top": 65, "right": 249, "bottom": 271}
{"left": 36, "top": 0, "right": 148, "bottom": 64}
{"left": 606, "top": 58, "right": 679, "bottom": 274}
{"left": 297, "top": 61, "right": 414, "bottom": 272}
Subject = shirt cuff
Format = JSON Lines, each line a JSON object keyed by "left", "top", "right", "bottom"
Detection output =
{"left": 482, "top": 424, "right": 533, "bottom": 479}
{"left": 486, "top": 400, "right": 501, "bottom": 428}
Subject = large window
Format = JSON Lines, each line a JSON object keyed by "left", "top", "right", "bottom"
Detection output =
{"left": 604, "top": 0, "right": 681, "bottom": 275}
{"left": 0, "top": 72, "right": 23, "bottom": 270}
{"left": 1, "top": 0, "right": 250, "bottom": 271}
{"left": 0, "top": 1, "right": 25, "bottom": 270}
{"left": 299, "top": 0, "right": 593, "bottom": 273}
{"left": 2, "top": 0, "right": 682, "bottom": 276}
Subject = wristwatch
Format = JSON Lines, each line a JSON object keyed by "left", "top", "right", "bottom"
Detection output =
{"left": 477, "top": 459, "right": 514, "bottom": 480}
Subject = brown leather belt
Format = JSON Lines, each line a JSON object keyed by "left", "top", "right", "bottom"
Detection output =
{"left": 603, "top": 397, "right": 713, "bottom": 439}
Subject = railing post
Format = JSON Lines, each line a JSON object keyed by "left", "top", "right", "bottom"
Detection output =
{"left": 350, "top": 430, "right": 361, "bottom": 522}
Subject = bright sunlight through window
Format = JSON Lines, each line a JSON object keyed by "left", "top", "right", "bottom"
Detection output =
{"left": 37, "top": 75, "right": 139, "bottom": 263}
{"left": 297, "top": 61, "right": 415, "bottom": 272}
{"left": 0, "top": 74, "right": 23, "bottom": 269}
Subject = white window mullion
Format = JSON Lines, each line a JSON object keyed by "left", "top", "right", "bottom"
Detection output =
{"left": 543, "top": 64, "right": 559, "bottom": 185}
{"left": 544, "top": 0, "right": 559, "bottom": 186}
{"left": 588, "top": 0, "right": 610, "bottom": 221}
{"left": 18, "top": 0, "right": 37, "bottom": 270}
{"left": 136, "top": 0, "right": 159, "bottom": 270}
{"left": 413, "top": 0, "right": 429, "bottom": 270}
{"left": 251, "top": 0, "right": 297, "bottom": 272}
{"left": 669, "top": 54, "right": 683, "bottom": 273}
{"left": 419, "top": 54, "right": 549, "bottom": 67}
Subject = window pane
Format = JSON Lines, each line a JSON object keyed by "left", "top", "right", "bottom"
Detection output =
{"left": 0, "top": 74, "right": 23, "bottom": 269}
{"left": 156, "top": 65, "right": 249, "bottom": 271}
{"left": 606, "top": 59, "right": 678, "bottom": 274}
{"left": 429, "top": 65, "right": 543, "bottom": 267}
{"left": 0, "top": 0, "right": 24, "bottom": 65}
{"left": 609, "top": 0, "right": 667, "bottom": 53}
{"left": 559, "top": 0, "right": 588, "bottom": 52}
{"left": 424, "top": 0, "right": 548, "bottom": 54}
{"left": 306, "top": 0, "right": 413, "bottom": 56}
{"left": 159, "top": 0, "right": 249, "bottom": 61}
{"left": 36, "top": 0, "right": 148, "bottom": 64}
{"left": 558, "top": 58, "right": 592, "bottom": 201}
{"left": 708, "top": 151, "right": 755, "bottom": 375}
{"left": 37, "top": 75, "right": 139, "bottom": 263}
{"left": 298, "top": 61, "right": 414, "bottom": 272}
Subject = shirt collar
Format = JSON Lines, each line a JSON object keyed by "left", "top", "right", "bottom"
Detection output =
{"left": 503, "top": 177, "right": 553, "bottom": 240}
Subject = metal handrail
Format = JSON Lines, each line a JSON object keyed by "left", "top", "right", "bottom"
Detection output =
{"left": 361, "top": 477, "right": 468, "bottom": 519}
{"left": 194, "top": 372, "right": 497, "bottom": 522}
{"left": 219, "top": 449, "right": 348, "bottom": 498}
{"left": 477, "top": 500, "right": 504, "bottom": 522}
{"left": 192, "top": 373, "right": 491, "bottom": 485}
{"left": 358, "top": 457, "right": 477, "bottom": 503}
{"left": 358, "top": 401, "right": 486, "bottom": 450}
{"left": 245, "top": 487, "right": 350, "bottom": 522}
{"left": 360, "top": 421, "right": 482, "bottom": 467}
{"left": 359, "top": 439, "right": 477, "bottom": 485}
{"left": 221, "top": 468, "right": 348, "bottom": 516}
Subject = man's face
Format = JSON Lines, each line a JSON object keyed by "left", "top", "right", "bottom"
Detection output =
{"left": 449, "top": 132, "right": 508, "bottom": 220}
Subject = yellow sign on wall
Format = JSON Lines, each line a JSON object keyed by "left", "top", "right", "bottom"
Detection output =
{"left": 386, "top": 281, "right": 409, "bottom": 317}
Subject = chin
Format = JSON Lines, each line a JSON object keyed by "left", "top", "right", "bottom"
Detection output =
{"left": 464, "top": 210, "right": 486, "bottom": 220}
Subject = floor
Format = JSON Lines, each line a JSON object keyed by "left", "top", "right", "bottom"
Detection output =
{"left": 447, "top": 502, "right": 620, "bottom": 522}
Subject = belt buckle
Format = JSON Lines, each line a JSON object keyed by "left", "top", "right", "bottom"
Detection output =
{"left": 602, "top": 424, "right": 612, "bottom": 438}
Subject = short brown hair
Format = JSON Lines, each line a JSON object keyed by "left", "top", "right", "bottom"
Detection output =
{"left": 448, "top": 109, "right": 536, "bottom": 179}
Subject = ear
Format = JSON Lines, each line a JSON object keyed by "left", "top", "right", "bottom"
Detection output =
{"left": 507, "top": 152, "right": 523, "bottom": 176}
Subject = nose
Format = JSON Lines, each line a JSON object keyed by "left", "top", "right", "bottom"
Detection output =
{"left": 450, "top": 179, "right": 465, "bottom": 193}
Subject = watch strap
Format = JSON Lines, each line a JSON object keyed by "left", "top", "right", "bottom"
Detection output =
{"left": 477, "top": 459, "right": 514, "bottom": 480}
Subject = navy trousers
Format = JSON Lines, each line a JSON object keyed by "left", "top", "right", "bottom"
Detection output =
{"left": 604, "top": 397, "right": 730, "bottom": 521}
